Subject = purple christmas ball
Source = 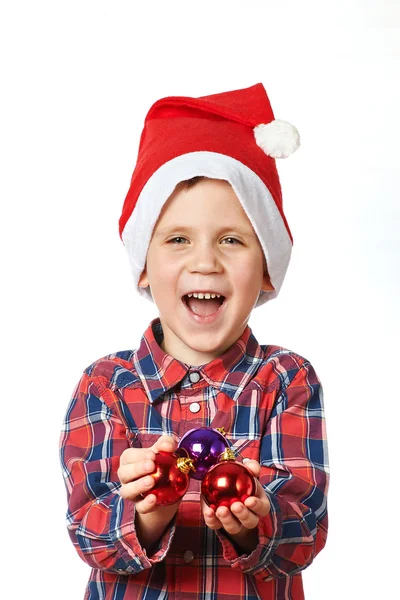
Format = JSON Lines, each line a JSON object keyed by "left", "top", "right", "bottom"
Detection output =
{"left": 177, "top": 427, "right": 229, "bottom": 480}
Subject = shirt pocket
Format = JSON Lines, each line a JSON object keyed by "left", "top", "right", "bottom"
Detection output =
{"left": 126, "top": 430, "right": 164, "bottom": 449}
{"left": 228, "top": 437, "right": 261, "bottom": 463}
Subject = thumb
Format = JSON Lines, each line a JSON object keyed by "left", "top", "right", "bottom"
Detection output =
{"left": 243, "top": 459, "right": 261, "bottom": 478}
{"left": 152, "top": 435, "right": 177, "bottom": 454}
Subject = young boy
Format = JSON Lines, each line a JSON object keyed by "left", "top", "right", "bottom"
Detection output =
{"left": 60, "top": 83, "right": 329, "bottom": 600}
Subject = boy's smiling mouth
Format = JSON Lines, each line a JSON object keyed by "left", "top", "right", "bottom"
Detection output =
{"left": 182, "top": 292, "right": 227, "bottom": 320}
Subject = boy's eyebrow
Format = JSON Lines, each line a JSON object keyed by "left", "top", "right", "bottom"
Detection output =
{"left": 155, "top": 225, "right": 252, "bottom": 236}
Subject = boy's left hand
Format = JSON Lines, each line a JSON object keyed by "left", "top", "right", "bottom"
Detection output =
{"left": 202, "top": 459, "right": 270, "bottom": 535}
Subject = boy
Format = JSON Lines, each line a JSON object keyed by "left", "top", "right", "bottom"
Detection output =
{"left": 60, "top": 83, "right": 329, "bottom": 600}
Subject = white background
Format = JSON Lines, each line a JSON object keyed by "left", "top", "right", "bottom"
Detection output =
{"left": 1, "top": 1, "right": 399, "bottom": 598}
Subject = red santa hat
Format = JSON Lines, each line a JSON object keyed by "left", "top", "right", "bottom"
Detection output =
{"left": 119, "top": 82, "right": 300, "bottom": 307}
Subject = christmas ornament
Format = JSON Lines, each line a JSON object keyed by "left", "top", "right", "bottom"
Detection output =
{"left": 201, "top": 448, "right": 257, "bottom": 510}
{"left": 177, "top": 427, "right": 229, "bottom": 480}
{"left": 142, "top": 450, "right": 195, "bottom": 506}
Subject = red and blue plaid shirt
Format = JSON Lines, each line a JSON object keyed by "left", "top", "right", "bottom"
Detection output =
{"left": 60, "top": 317, "right": 329, "bottom": 600}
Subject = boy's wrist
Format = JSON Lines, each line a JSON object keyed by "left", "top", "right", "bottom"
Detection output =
{"left": 134, "top": 502, "right": 179, "bottom": 553}
{"left": 224, "top": 526, "right": 259, "bottom": 556}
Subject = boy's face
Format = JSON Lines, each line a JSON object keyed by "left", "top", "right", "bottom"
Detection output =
{"left": 138, "top": 178, "right": 273, "bottom": 366}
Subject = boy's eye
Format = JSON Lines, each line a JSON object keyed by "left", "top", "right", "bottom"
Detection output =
{"left": 168, "top": 237, "right": 187, "bottom": 244}
{"left": 223, "top": 237, "right": 241, "bottom": 244}
{"left": 167, "top": 237, "right": 241, "bottom": 244}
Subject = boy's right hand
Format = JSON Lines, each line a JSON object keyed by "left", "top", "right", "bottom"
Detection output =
{"left": 118, "top": 435, "right": 178, "bottom": 514}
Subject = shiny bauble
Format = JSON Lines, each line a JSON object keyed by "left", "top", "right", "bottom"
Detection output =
{"left": 141, "top": 450, "right": 194, "bottom": 506}
{"left": 201, "top": 448, "right": 256, "bottom": 510}
{"left": 177, "top": 427, "right": 229, "bottom": 480}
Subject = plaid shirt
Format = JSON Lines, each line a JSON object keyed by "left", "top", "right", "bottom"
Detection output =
{"left": 60, "top": 317, "right": 329, "bottom": 600}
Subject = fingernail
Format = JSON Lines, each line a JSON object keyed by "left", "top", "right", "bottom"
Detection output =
{"left": 144, "top": 476, "right": 154, "bottom": 486}
{"left": 144, "top": 461, "right": 153, "bottom": 471}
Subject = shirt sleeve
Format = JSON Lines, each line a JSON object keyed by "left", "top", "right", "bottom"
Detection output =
{"left": 59, "top": 368, "right": 176, "bottom": 574}
{"left": 216, "top": 358, "right": 329, "bottom": 580}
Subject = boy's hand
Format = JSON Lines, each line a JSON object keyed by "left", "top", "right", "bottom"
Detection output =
{"left": 118, "top": 435, "right": 178, "bottom": 514}
{"left": 202, "top": 459, "right": 270, "bottom": 535}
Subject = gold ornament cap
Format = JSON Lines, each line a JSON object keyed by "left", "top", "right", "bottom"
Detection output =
{"left": 176, "top": 456, "right": 195, "bottom": 474}
{"left": 219, "top": 448, "right": 236, "bottom": 462}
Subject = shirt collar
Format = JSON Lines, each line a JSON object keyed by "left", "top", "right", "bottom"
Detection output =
{"left": 134, "top": 317, "right": 265, "bottom": 404}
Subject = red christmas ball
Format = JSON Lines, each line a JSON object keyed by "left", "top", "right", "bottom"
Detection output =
{"left": 201, "top": 452, "right": 256, "bottom": 510}
{"left": 142, "top": 450, "right": 194, "bottom": 507}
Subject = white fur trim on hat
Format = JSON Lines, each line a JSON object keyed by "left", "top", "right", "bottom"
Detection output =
{"left": 254, "top": 119, "right": 300, "bottom": 159}
{"left": 122, "top": 151, "right": 292, "bottom": 308}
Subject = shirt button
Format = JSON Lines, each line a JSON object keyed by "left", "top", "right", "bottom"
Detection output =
{"left": 189, "top": 371, "right": 201, "bottom": 383}
{"left": 183, "top": 549, "right": 195, "bottom": 563}
{"left": 189, "top": 402, "right": 201, "bottom": 413}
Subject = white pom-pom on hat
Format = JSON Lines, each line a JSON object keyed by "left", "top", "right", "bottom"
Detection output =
{"left": 254, "top": 119, "right": 300, "bottom": 158}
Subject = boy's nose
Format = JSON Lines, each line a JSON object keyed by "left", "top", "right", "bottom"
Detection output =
{"left": 187, "top": 245, "right": 223, "bottom": 274}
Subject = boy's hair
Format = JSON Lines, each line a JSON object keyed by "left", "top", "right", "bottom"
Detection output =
{"left": 180, "top": 175, "right": 206, "bottom": 190}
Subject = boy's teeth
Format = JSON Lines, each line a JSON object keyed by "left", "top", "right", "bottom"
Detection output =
{"left": 187, "top": 293, "right": 221, "bottom": 299}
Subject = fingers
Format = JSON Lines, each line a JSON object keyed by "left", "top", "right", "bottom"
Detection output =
{"left": 203, "top": 500, "right": 264, "bottom": 535}
{"left": 118, "top": 447, "right": 157, "bottom": 501}
{"left": 215, "top": 505, "right": 243, "bottom": 535}
{"left": 118, "top": 436, "right": 178, "bottom": 506}
{"left": 202, "top": 500, "right": 255, "bottom": 534}
{"left": 119, "top": 473, "right": 155, "bottom": 501}
{"left": 119, "top": 447, "right": 156, "bottom": 466}
{"left": 134, "top": 493, "right": 159, "bottom": 514}
{"left": 230, "top": 502, "right": 260, "bottom": 529}
{"left": 119, "top": 436, "right": 177, "bottom": 484}
{"left": 119, "top": 435, "right": 176, "bottom": 467}
{"left": 244, "top": 493, "right": 271, "bottom": 517}
{"left": 118, "top": 455, "right": 156, "bottom": 484}
{"left": 136, "top": 495, "right": 180, "bottom": 516}
{"left": 201, "top": 499, "right": 222, "bottom": 531}
{"left": 201, "top": 477, "right": 271, "bottom": 535}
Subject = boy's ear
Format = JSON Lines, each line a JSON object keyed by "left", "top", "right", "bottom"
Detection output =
{"left": 261, "top": 268, "right": 275, "bottom": 292}
{"left": 138, "top": 268, "right": 149, "bottom": 288}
